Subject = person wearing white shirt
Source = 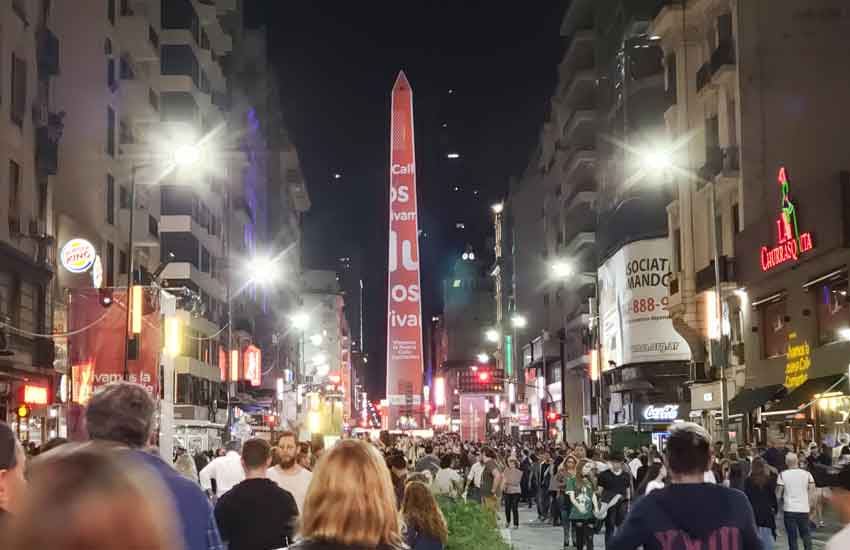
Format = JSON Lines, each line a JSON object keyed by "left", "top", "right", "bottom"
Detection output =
{"left": 826, "top": 463, "right": 850, "bottom": 550}
{"left": 704, "top": 470, "right": 717, "bottom": 484}
{"left": 199, "top": 441, "right": 245, "bottom": 498}
{"left": 433, "top": 455, "right": 463, "bottom": 499}
{"left": 467, "top": 455, "right": 485, "bottom": 503}
{"left": 267, "top": 431, "right": 313, "bottom": 514}
{"left": 628, "top": 453, "right": 643, "bottom": 480}
{"left": 777, "top": 453, "right": 815, "bottom": 550}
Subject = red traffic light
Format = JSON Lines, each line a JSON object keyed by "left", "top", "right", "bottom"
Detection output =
{"left": 547, "top": 411, "right": 561, "bottom": 422}
{"left": 478, "top": 371, "right": 490, "bottom": 382}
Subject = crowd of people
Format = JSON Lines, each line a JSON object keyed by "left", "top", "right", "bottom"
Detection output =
{"left": 2, "top": 381, "right": 850, "bottom": 550}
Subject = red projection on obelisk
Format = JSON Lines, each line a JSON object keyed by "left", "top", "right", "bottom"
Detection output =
{"left": 386, "top": 71, "right": 424, "bottom": 430}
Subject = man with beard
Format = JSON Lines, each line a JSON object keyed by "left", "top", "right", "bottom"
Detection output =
{"left": 267, "top": 431, "right": 312, "bottom": 514}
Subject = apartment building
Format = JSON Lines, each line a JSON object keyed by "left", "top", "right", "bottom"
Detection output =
{"left": 0, "top": 0, "right": 61, "bottom": 439}
{"left": 651, "top": 0, "right": 744, "bottom": 442}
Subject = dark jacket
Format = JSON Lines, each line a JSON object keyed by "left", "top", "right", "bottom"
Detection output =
{"left": 132, "top": 449, "right": 223, "bottom": 550}
{"left": 405, "top": 528, "right": 444, "bottom": 550}
{"left": 214, "top": 478, "right": 298, "bottom": 550}
{"left": 289, "top": 539, "right": 407, "bottom": 550}
{"left": 743, "top": 475, "right": 777, "bottom": 532}
{"left": 608, "top": 483, "right": 761, "bottom": 550}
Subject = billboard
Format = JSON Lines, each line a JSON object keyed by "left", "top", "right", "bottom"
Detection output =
{"left": 459, "top": 394, "right": 488, "bottom": 442}
{"left": 597, "top": 238, "right": 690, "bottom": 367}
{"left": 385, "top": 71, "right": 424, "bottom": 429}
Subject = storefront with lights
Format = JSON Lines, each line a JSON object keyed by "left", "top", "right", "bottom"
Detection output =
{"left": 735, "top": 165, "right": 850, "bottom": 447}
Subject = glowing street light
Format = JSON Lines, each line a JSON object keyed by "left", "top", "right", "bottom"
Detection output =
{"left": 551, "top": 260, "right": 575, "bottom": 279}
{"left": 309, "top": 333, "right": 324, "bottom": 346}
{"left": 485, "top": 328, "right": 500, "bottom": 343}
{"left": 641, "top": 148, "right": 674, "bottom": 173}
{"left": 173, "top": 143, "right": 203, "bottom": 167}
{"left": 291, "top": 312, "right": 310, "bottom": 331}
{"left": 246, "top": 256, "right": 277, "bottom": 285}
{"left": 491, "top": 203, "right": 504, "bottom": 214}
{"left": 476, "top": 352, "right": 490, "bottom": 363}
{"left": 446, "top": 152, "right": 460, "bottom": 159}
{"left": 511, "top": 314, "right": 528, "bottom": 329}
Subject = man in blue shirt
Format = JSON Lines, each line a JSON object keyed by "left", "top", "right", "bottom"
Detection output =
{"left": 86, "top": 382, "right": 224, "bottom": 550}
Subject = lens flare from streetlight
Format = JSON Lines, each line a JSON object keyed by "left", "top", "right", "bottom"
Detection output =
{"left": 309, "top": 333, "right": 323, "bottom": 346}
{"left": 247, "top": 256, "right": 276, "bottom": 285}
{"left": 173, "top": 144, "right": 202, "bottom": 167}
{"left": 485, "top": 328, "right": 500, "bottom": 343}
{"left": 642, "top": 149, "right": 673, "bottom": 172}
{"left": 291, "top": 312, "right": 310, "bottom": 330}
{"left": 477, "top": 352, "right": 490, "bottom": 363}
{"left": 551, "top": 260, "right": 574, "bottom": 279}
{"left": 511, "top": 314, "right": 528, "bottom": 329}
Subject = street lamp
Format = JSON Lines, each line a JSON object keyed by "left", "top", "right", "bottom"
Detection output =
{"left": 511, "top": 314, "right": 528, "bottom": 329}
{"left": 246, "top": 256, "right": 278, "bottom": 286}
{"left": 491, "top": 203, "right": 504, "bottom": 214}
{"left": 291, "top": 312, "right": 310, "bottom": 331}
{"left": 550, "top": 260, "right": 575, "bottom": 279}
{"left": 485, "top": 328, "right": 500, "bottom": 343}
{"left": 476, "top": 352, "right": 490, "bottom": 363}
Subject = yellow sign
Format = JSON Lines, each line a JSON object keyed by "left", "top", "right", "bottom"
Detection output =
{"left": 784, "top": 332, "right": 811, "bottom": 390}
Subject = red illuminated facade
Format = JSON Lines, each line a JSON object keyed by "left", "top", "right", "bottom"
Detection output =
{"left": 760, "top": 167, "right": 814, "bottom": 271}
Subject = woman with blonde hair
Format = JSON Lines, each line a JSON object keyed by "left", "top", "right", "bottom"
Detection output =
{"left": 5, "top": 444, "right": 179, "bottom": 550}
{"left": 401, "top": 481, "right": 448, "bottom": 550}
{"left": 566, "top": 458, "right": 599, "bottom": 550}
{"left": 290, "top": 439, "right": 406, "bottom": 550}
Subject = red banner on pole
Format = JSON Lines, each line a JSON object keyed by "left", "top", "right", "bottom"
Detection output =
{"left": 386, "top": 71, "right": 424, "bottom": 430}
{"left": 243, "top": 345, "right": 261, "bottom": 387}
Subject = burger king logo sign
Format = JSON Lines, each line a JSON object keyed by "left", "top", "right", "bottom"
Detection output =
{"left": 60, "top": 238, "right": 96, "bottom": 274}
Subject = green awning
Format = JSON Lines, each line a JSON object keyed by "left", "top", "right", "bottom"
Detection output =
{"left": 728, "top": 385, "right": 785, "bottom": 416}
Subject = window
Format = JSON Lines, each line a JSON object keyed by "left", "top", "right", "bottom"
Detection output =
{"left": 106, "top": 174, "right": 115, "bottom": 225}
{"left": 37, "top": 182, "right": 47, "bottom": 221}
{"left": 673, "top": 229, "right": 682, "bottom": 272}
{"left": 11, "top": 54, "right": 27, "bottom": 127}
{"left": 106, "top": 107, "right": 115, "bottom": 156}
{"left": 160, "top": 232, "right": 199, "bottom": 267}
{"left": 732, "top": 203, "right": 740, "bottom": 234}
{"left": 816, "top": 274, "right": 850, "bottom": 345}
{"left": 107, "top": 58, "right": 116, "bottom": 90}
{"left": 8, "top": 160, "right": 20, "bottom": 233}
{"left": 760, "top": 298, "right": 788, "bottom": 358}
{"left": 119, "top": 250, "right": 128, "bottom": 275}
{"left": 148, "top": 215, "right": 158, "bottom": 237}
{"left": 201, "top": 247, "right": 210, "bottom": 273}
{"left": 107, "top": 0, "right": 115, "bottom": 25}
{"left": 120, "top": 185, "right": 131, "bottom": 209}
{"left": 120, "top": 56, "right": 134, "bottom": 79}
{"left": 106, "top": 241, "right": 115, "bottom": 287}
{"left": 18, "top": 281, "right": 36, "bottom": 333}
{"left": 665, "top": 53, "right": 677, "bottom": 97}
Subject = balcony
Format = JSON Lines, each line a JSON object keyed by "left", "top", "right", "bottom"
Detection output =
{"left": 696, "top": 62, "right": 711, "bottom": 92}
{"left": 697, "top": 146, "right": 723, "bottom": 185}
{"left": 697, "top": 41, "right": 736, "bottom": 94}
{"left": 721, "top": 145, "right": 740, "bottom": 174}
{"left": 37, "top": 28, "right": 59, "bottom": 77}
{"left": 560, "top": 231, "right": 595, "bottom": 257}
{"left": 36, "top": 126, "right": 58, "bottom": 176}
{"left": 117, "top": 16, "right": 159, "bottom": 61}
{"left": 711, "top": 41, "right": 735, "bottom": 73}
{"left": 118, "top": 207, "right": 159, "bottom": 247}
{"left": 119, "top": 80, "right": 159, "bottom": 123}
{"left": 696, "top": 256, "right": 737, "bottom": 293}
{"left": 562, "top": 147, "right": 596, "bottom": 182}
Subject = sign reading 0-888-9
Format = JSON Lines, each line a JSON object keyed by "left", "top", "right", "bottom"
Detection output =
{"left": 598, "top": 238, "right": 691, "bottom": 367}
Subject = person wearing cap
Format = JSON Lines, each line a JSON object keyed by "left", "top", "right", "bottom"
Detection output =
{"left": 827, "top": 464, "right": 850, "bottom": 550}
{"left": 0, "top": 421, "right": 26, "bottom": 526}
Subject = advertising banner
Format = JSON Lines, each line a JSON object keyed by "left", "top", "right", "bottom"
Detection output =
{"left": 459, "top": 394, "right": 488, "bottom": 442}
{"left": 597, "top": 238, "right": 690, "bottom": 366}
{"left": 68, "top": 288, "right": 161, "bottom": 401}
{"left": 386, "top": 71, "right": 424, "bottom": 430}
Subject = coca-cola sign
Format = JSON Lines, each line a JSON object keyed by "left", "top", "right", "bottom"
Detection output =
{"left": 642, "top": 404, "right": 680, "bottom": 422}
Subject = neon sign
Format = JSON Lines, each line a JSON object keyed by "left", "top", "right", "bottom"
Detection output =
{"left": 760, "top": 167, "right": 814, "bottom": 271}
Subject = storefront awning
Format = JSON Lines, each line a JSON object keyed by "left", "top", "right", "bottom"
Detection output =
{"left": 729, "top": 384, "right": 786, "bottom": 416}
{"left": 762, "top": 375, "right": 847, "bottom": 417}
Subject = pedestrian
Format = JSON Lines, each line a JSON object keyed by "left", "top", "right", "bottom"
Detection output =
{"left": 433, "top": 454, "right": 463, "bottom": 500}
{"left": 175, "top": 448, "right": 199, "bottom": 483}
{"left": 267, "top": 431, "right": 313, "bottom": 514}
{"left": 5, "top": 444, "right": 179, "bottom": 550}
{"left": 297, "top": 442, "right": 313, "bottom": 471}
{"left": 557, "top": 454, "right": 578, "bottom": 548}
{"left": 549, "top": 451, "right": 565, "bottom": 526}
{"left": 527, "top": 453, "right": 540, "bottom": 509}
{"left": 289, "top": 439, "right": 406, "bottom": 550}
{"left": 744, "top": 457, "right": 778, "bottom": 550}
{"left": 566, "top": 459, "right": 598, "bottom": 550}
{"left": 635, "top": 463, "right": 666, "bottom": 496}
{"left": 502, "top": 456, "right": 523, "bottom": 529}
{"left": 825, "top": 463, "right": 850, "bottom": 550}
{"left": 628, "top": 451, "right": 642, "bottom": 481}
{"left": 777, "top": 452, "right": 815, "bottom": 550}
{"left": 479, "top": 447, "right": 502, "bottom": 516}
{"left": 607, "top": 422, "right": 761, "bottom": 550}
{"left": 520, "top": 449, "right": 533, "bottom": 506}
{"left": 536, "top": 452, "right": 553, "bottom": 521}
{"left": 214, "top": 438, "right": 298, "bottom": 550}
{"left": 85, "top": 382, "right": 224, "bottom": 550}
{"left": 466, "top": 451, "right": 485, "bottom": 503}
{"left": 415, "top": 444, "right": 441, "bottom": 478}
{"left": 597, "top": 451, "right": 632, "bottom": 545}
{"left": 402, "top": 481, "right": 449, "bottom": 550}
{"left": 199, "top": 440, "right": 245, "bottom": 499}
{"left": 388, "top": 453, "right": 409, "bottom": 508}
{"left": 0, "top": 421, "right": 26, "bottom": 527}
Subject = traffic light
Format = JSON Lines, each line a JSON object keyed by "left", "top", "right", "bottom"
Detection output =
{"left": 547, "top": 410, "right": 561, "bottom": 423}
{"left": 17, "top": 404, "right": 30, "bottom": 418}
{"left": 478, "top": 371, "right": 491, "bottom": 382}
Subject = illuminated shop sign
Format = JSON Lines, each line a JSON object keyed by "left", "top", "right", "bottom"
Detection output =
{"left": 642, "top": 404, "right": 680, "bottom": 422}
{"left": 760, "top": 167, "right": 814, "bottom": 271}
{"left": 60, "top": 238, "right": 96, "bottom": 274}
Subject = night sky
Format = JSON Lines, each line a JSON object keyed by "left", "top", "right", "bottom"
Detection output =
{"left": 256, "top": 1, "right": 566, "bottom": 397}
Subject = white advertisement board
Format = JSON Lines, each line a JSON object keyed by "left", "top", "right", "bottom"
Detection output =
{"left": 597, "top": 238, "right": 691, "bottom": 367}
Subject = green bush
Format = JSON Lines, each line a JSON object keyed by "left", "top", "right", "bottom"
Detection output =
{"left": 438, "top": 499, "right": 510, "bottom": 550}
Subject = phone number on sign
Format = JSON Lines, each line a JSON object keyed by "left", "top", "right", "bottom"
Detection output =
{"left": 626, "top": 296, "right": 669, "bottom": 314}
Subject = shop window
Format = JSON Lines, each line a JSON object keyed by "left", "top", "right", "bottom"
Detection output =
{"left": 815, "top": 273, "right": 850, "bottom": 345}
{"left": 761, "top": 298, "right": 788, "bottom": 358}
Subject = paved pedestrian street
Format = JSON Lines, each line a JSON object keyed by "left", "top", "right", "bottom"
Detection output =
{"left": 499, "top": 503, "right": 842, "bottom": 549}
